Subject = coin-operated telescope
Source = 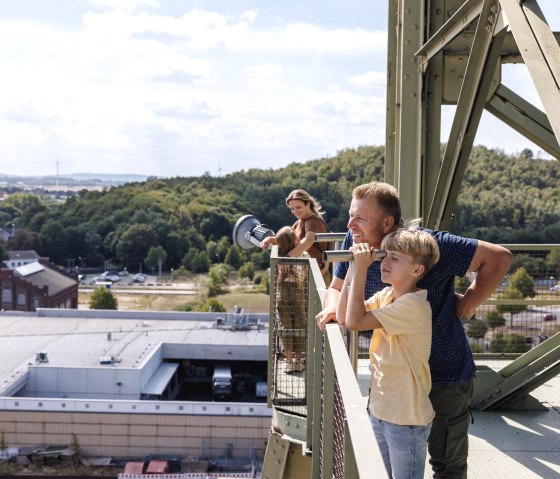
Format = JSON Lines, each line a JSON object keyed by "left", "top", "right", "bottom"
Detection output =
{"left": 232, "top": 214, "right": 275, "bottom": 250}
{"left": 322, "top": 249, "right": 387, "bottom": 263}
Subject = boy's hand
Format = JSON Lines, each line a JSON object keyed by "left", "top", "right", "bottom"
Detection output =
{"left": 351, "top": 243, "right": 377, "bottom": 269}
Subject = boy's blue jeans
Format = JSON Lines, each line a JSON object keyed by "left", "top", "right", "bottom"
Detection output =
{"left": 370, "top": 414, "right": 432, "bottom": 479}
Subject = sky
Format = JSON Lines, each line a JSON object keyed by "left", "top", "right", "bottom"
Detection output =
{"left": 1, "top": 0, "right": 559, "bottom": 179}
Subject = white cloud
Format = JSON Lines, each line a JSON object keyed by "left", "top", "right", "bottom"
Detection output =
{"left": 14, "top": 1, "right": 556, "bottom": 177}
{"left": 348, "top": 71, "right": 386, "bottom": 92}
{"left": 88, "top": 0, "right": 159, "bottom": 13}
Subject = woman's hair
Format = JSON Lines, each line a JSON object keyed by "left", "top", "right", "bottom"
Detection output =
{"left": 285, "top": 189, "right": 323, "bottom": 216}
{"left": 276, "top": 226, "right": 297, "bottom": 256}
{"left": 381, "top": 228, "right": 440, "bottom": 275}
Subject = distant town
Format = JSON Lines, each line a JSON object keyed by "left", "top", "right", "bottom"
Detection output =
{"left": 0, "top": 172, "right": 151, "bottom": 201}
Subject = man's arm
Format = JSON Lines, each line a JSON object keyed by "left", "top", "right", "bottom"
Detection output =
{"left": 456, "top": 240, "right": 512, "bottom": 319}
{"left": 315, "top": 275, "right": 344, "bottom": 330}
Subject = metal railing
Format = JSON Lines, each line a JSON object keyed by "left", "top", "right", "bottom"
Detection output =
{"left": 264, "top": 244, "right": 387, "bottom": 478}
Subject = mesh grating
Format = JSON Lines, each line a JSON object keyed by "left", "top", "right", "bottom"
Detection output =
{"left": 332, "top": 377, "right": 346, "bottom": 479}
{"left": 271, "top": 261, "right": 309, "bottom": 415}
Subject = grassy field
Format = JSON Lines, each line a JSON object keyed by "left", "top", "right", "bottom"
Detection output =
{"left": 79, "top": 277, "right": 271, "bottom": 314}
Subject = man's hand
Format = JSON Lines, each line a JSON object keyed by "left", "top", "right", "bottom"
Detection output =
{"left": 315, "top": 306, "right": 336, "bottom": 331}
{"left": 455, "top": 293, "right": 476, "bottom": 320}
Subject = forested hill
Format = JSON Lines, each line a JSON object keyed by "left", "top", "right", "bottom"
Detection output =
{"left": 1, "top": 145, "right": 559, "bottom": 269}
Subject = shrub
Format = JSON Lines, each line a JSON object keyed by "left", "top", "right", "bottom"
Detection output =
{"left": 89, "top": 287, "right": 118, "bottom": 310}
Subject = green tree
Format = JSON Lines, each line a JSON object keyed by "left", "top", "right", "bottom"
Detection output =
{"left": 0, "top": 240, "right": 6, "bottom": 265}
{"left": 491, "top": 333, "right": 531, "bottom": 354}
{"left": 496, "top": 287, "right": 527, "bottom": 327}
{"left": 116, "top": 224, "right": 158, "bottom": 270}
{"left": 201, "top": 298, "right": 226, "bottom": 312}
{"left": 145, "top": 246, "right": 168, "bottom": 277}
{"left": 509, "top": 267, "right": 536, "bottom": 298}
{"left": 190, "top": 250, "right": 210, "bottom": 273}
{"left": 466, "top": 320, "right": 488, "bottom": 340}
{"left": 7, "top": 229, "right": 41, "bottom": 251}
{"left": 486, "top": 310, "right": 506, "bottom": 329}
{"left": 207, "top": 263, "right": 230, "bottom": 296}
{"left": 39, "top": 220, "right": 69, "bottom": 264}
{"left": 89, "top": 287, "right": 118, "bottom": 310}
{"left": 490, "top": 333, "right": 507, "bottom": 353}
{"left": 505, "top": 334, "right": 531, "bottom": 354}
{"left": 225, "top": 245, "right": 243, "bottom": 269}
{"left": 239, "top": 262, "right": 256, "bottom": 280}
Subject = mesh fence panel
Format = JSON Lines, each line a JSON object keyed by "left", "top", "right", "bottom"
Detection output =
{"left": 357, "top": 246, "right": 560, "bottom": 356}
{"left": 332, "top": 377, "right": 346, "bottom": 479}
{"left": 271, "top": 261, "right": 308, "bottom": 415}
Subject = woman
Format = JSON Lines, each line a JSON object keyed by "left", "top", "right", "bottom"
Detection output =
{"left": 261, "top": 189, "right": 330, "bottom": 280}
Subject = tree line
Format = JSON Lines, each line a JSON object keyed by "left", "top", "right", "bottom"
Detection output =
{"left": 1, "top": 145, "right": 559, "bottom": 277}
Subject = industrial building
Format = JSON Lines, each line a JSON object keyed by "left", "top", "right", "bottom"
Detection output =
{"left": 0, "top": 308, "right": 271, "bottom": 463}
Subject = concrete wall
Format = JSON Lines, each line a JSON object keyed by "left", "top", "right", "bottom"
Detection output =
{"left": 0, "top": 410, "right": 271, "bottom": 460}
{"left": 26, "top": 366, "right": 143, "bottom": 400}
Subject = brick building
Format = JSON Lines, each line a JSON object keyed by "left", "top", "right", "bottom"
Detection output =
{"left": 0, "top": 261, "right": 78, "bottom": 311}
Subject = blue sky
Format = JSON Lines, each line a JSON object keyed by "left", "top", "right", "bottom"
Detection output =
{"left": 0, "top": 0, "right": 558, "bottom": 178}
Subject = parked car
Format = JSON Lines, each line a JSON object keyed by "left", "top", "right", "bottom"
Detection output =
{"left": 550, "top": 285, "right": 560, "bottom": 292}
{"left": 543, "top": 314, "right": 557, "bottom": 322}
{"left": 132, "top": 273, "right": 146, "bottom": 283}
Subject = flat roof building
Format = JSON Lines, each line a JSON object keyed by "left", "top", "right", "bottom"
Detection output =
{"left": 0, "top": 309, "right": 271, "bottom": 462}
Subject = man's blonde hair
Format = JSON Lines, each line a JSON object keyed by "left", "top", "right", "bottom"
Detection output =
{"left": 352, "top": 182, "right": 401, "bottom": 225}
{"left": 381, "top": 228, "right": 440, "bottom": 275}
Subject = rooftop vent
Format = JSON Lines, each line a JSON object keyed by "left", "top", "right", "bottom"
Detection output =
{"left": 35, "top": 351, "right": 49, "bottom": 363}
{"left": 99, "top": 356, "right": 115, "bottom": 365}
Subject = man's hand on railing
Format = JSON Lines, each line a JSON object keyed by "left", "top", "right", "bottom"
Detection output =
{"left": 315, "top": 306, "right": 337, "bottom": 331}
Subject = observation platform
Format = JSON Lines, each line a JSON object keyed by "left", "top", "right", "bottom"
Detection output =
{"left": 356, "top": 359, "right": 560, "bottom": 478}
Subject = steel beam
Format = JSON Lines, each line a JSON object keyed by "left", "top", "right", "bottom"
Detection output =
{"left": 417, "top": 0, "right": 484, "bottom": 68}
{"left": 426, "top": 0, "right": 506, "bottom": 230}
{"left": 486, "top": 83, "right": 560, "bottom": 158}
{"left": 500, "top": 0, "right": 560, "bottom": 141}
{"left": 472, "top": 332, "right": 560, "bottom": 411}
{"left": 388, "top": 0, "right": 426, "bottom": 218}
{"left": 385, "top": 0, "right": 399, "bottom": 186}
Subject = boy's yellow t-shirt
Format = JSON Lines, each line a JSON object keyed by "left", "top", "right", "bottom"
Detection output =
{"left": 365, "top": 287, "right": 434, "bottom": 426}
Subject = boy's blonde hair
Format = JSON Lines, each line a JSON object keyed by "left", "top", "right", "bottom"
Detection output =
{"left": 276, "top": 226, "right": 297, "bottom": 256}
{"left": 381, "top": 228, "right": 440, "bottom": 276}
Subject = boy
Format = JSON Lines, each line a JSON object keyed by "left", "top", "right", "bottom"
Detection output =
{"left": 337, "top": 228, "right": 440, "bottom": 479}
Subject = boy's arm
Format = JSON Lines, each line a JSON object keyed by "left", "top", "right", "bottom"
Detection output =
{"left": 345, "top": 267, "right": 382, "bottom": 331}
{"left": 344, "top": 246, "right": 383, "bottom": 331}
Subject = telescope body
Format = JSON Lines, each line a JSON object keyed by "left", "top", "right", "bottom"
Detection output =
{"left": 323, "top": 250, "right": 387, "bottom": 263}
